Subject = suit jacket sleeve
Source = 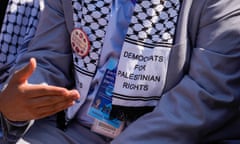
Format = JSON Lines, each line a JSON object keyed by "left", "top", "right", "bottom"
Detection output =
{"left": 112, "top": 0, "right": 240, "bottom": 143}
{"left": 14, "top": 0, "right": 74, "bottom": 88}
{"left": 2, "top": 0, "right": 73, "bottom": 143}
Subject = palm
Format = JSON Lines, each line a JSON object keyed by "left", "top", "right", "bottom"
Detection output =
{"left": 0, "top": 58, "right": 80, "bottom": 121}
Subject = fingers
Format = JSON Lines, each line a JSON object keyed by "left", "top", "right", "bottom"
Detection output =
{"left": 23, "top": 84, "right": 80, "bottom": 99}
{"left": 30, "top": 98, "right": 75, "bottom": 120}
{"left": 23, "top": 84, "right": 69, "bottom": 97}
{"left": 28, "top": 91, "right": 79, "bottom": 108}
{"left": 13, "top": 58, "right": 37, "bottom": 84}
{"left": 1, "top": 88, "right": 79, "bottom": 121}
{"left": 24, "top": 88, "right": 79, "bottom": 117}
{"left": 31, "top": 90, "right": 79, "bottom": 120}
{"left": 7, "top": 89, "right": 79, "bottom": 121}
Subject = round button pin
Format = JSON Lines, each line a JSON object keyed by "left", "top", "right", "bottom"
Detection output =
{"left": 71, "top": 28, "right": 90, "bottom": 57}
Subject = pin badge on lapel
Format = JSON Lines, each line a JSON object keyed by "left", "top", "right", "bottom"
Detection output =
{"left": 71, "top": 28, "right": 90, "bottom": 57}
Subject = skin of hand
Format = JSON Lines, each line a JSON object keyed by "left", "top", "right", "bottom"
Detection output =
{"left": 0, "top": 58, "right": 80, "bottom": 122}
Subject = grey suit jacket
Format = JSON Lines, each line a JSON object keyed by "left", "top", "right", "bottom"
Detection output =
{"left": 4, "top": 0, "right": 240, "bottom": 143}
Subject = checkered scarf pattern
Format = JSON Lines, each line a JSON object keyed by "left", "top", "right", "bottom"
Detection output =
{"left": 72, "top": 0, "right": 181, "bottom": 75}
{"left": 0, "top": 0, "right": 43, "bottom": 89}
{"left": 72, "top": 0, "right": 182, "bottom": 120}
{"left": 72, "top": 0, "right": 112, "bottom": 77}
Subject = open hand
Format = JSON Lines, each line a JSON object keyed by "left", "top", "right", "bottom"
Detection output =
{"left": 0, "top": 58, "right": 80, "bottom": 121}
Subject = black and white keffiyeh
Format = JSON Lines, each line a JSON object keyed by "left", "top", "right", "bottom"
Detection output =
{"left": 112, "top": 0, "right": 182, "bottom": 120}
{"left": 72, "top": 0, "right": 180, "bottom": 73}
{"left": 71, "top": 0, "right": 182, "bottom": 121}
{"left": 0, "top": 0, "right": 44, "bottom": 90}
{"left": 72, "top": 0, "right": 112, "bottom": 76}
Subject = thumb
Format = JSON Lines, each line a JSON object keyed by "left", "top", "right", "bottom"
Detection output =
{"left": 13, "top": 58, "right": 37, "bottom": 84}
